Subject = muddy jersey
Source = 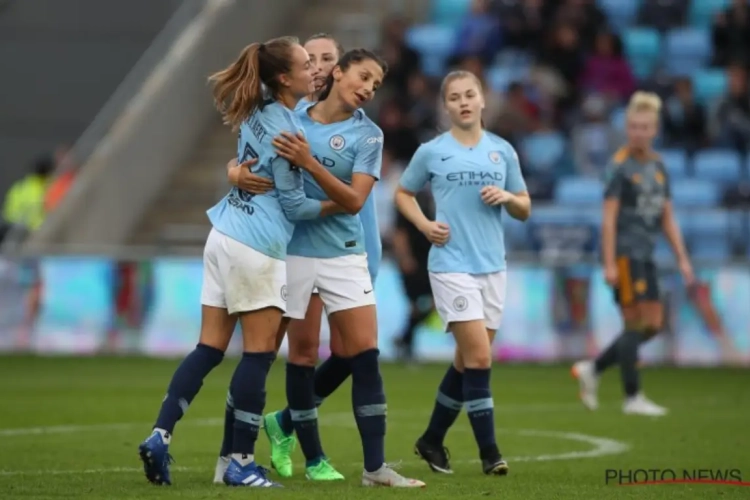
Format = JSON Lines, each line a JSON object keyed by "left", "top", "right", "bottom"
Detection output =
{"left": 603, "top": 148, "right": 671, "bottom": 261}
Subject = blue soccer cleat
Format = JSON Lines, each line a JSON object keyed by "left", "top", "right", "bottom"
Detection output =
{"left": 223, "top": 458, "right": 282, "bottom": 487}
{"left": 138, "top": 430, "right": 174, "bottom": 485}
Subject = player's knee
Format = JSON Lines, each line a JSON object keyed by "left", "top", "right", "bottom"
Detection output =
{"left": 462, "top": 349, "right": 492, "bottom": 370}
{"left": 641, "top": 323, "right": 661, "bottom": 339}
{"left": 623, "top": 319, "right": 641, "bottom": 332}
{"left": 288, "top": 333, "right": 320, "bottom": 366}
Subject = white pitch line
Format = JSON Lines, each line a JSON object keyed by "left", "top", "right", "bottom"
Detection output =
{"left": 0, "top": 427, "right": 628, "bottom": 477}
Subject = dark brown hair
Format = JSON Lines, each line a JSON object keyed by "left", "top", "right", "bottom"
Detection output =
{"left": 305, "top": 33, "right": 344, "bottom": 59}
{"left": 209, "top": 36, "right": 299, "bottom": 129}
{"left": 318, "top": 48, "right": 388, "bottom": 101}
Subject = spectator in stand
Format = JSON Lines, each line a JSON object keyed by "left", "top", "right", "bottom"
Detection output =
{"left": 637, "top": 0, "right": 688, "bottom": 32}
{"left": 44, "top": 144, "right": 78, "bottom": 213}
{"left": 491, "top": 81, "right": 541, "bottom": 143}
{"left": 663, "top": 77, "right": 709, "bottom": 152}
{"left": 572, "top": 95, "right": 620, "bottom": 176}
{"left": 579, "top": 32, "right": 636, "bottom": 105}
{"left": 378, "top": 99, "right": 421, "bottom": 162}
{"left": 538, "top": 23, "right": 584, "bottom": 115}
{"left": 451, "top": 0, "right": 503, "bottom": 65}
{"left": 380, "top": 16, "right": 422, "bottom": 92}
{"left": 491, "top": 0, "right": 546, "bottom": 52}
{"left": 711, "top": 64, "right": 750, "bottom": 154}
{"left": 397, "top": 72, "right": 438, "bottom": 142}
{"left": 551, "top": 0, "right": 608, "bottom": 51}
{"left": 712, "top": 0, "right": 750, "bottom": 68}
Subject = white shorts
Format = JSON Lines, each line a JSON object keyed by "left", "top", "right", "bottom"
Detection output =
{"left": 429, "top": 271, "right": 507, "bottom": 330}
{"left": 200, "top": 228, "right": 287, "bottom": 315}
{"left": 285, "top": 254, "right": 375, "bottom": 319}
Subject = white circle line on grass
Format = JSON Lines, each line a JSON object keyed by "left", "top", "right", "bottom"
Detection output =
{"left": 0, "top": 426, "right": 629, "bottom": 476}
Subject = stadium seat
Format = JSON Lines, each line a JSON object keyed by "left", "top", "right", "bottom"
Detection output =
{"left": 554, "top": 177, "right": 604, "bottom": 206}
{"left": 528, "top": 206, "right": 579, "bottom": 225}
{"left": 486, "top": 65, "right": 520, "bottom": 92}
{"left": 693, "top": 149, "right": 741, "bottom": 183}
{"left": 405, "top": 24, "right": 457, "bottom": 77}
{"left": 670, "top": 178, "right": 721, "bottom": 207}
{"left": 622, "top": 28, "right": 661, "bottom": 79}
{"left": 689, "top": 0, "right": 730, "bottom": 29}
{"left": 654, "top": 237, "right": 674, "bottom": 263}
{"left": 664, "top": 28, "right": 711, "bottom": 75}
{"left": 610, "top": 107, "right": 626, "bottom": 132}
{"left": 659, "top": 149, "right": 689, "bottom": 179}
{"left": 598, "top": 0, "right": 639, "bottom": 32}
{"left": 520, "top": 132, "right": 566, "bottom": 173}
{"left": 685, "top": 210, "right": 730, "bottom": 239}
{"left": 691, "top": 238, "right": 731, "bottom": 261}
{"left": 431, "top": 0, "right": 472, "bottom": 26}
{"left": 503, "top": 213, "right": 529, "bottom": 249}
{"left": 692, "top": 69, "right": 728, "bottom": 105}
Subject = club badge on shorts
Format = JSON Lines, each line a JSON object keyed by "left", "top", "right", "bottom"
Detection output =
{"left": 453, "top": 296, "right": 468, "bottom": 311}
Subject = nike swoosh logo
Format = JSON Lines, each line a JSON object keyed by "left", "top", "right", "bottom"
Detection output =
{"left": 364, "top": 289, "right": 373, "bottom": 294}
{"left": 441, "top": 156, "right": 453, "bottom": 161}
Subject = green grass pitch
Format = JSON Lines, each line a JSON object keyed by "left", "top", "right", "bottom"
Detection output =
{"left": 0, "top": 356, "right": 747, "bottom": 499}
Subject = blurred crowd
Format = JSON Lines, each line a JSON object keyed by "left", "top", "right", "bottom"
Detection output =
{"left": 370, "top": 0, "right": 750, "bottom": 257}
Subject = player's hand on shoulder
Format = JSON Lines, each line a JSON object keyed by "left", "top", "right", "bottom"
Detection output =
{"left": 273, "top": 131, "right": 313, "bottom": 170}
{"left": 480, "top": 186, "right": 512, "bottom": 206}
{"left": 420, "top": 221, "right": 450, "bottom": 247}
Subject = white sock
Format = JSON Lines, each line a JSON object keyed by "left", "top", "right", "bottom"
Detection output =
{"left": 153, "top": 427, "right": 171, "bottom": 445}
{"left": 231, "top": 453, "right": 254, "bottom": 466}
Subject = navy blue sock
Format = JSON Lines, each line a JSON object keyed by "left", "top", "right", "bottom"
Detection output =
{"left": 275, "top": 354, "right": 350, "bottom": 436}
{"left": 463, "top": 368, "right": 499, "bottom": 460}
{"left": 230, "top": 351, "right": 276, "bottom": 455}
{"left": 313, "top": 354, "right": 351, "bottom": 406}
{"left": 155, "top": 343, "right": 224, "bottom": 434}
{"left": 422, "top": 364, "right": 464, "bottom": 445}
{"left": 286, "top": 363, "right": 325, "bottom": 465}
{"left": 219, "top": 391, "right": 234, "bottom": 457}
{"left": 349, "top": 349, "right": 387, "bottom": 473}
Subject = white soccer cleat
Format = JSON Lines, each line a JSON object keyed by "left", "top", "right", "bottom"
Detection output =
{"left": 213, "top": 456, "right": 230, "bottom": 484}
{"left": 571, "top": 360, "right": 599, "bottom": 410}
{"left": 623, "top": 393, "right": 668, "bottom": 417}
{"left": 362, "top": 464, "right": 426, "bottom": 488}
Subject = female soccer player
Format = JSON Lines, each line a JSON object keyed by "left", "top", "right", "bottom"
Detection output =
{"left": 138, "top": 36, "right": 341, "bottom": 488}
{"left": 221, "top": 35, "right": 384, "bottom": 483}
{"left": 395, "top": 70, "right": 530, "bottom": 476}
{"left": 264, "top": 48, "right": 424, "bottom": 488}
{"left": 572, "top": 91, "right": 694, "bottom": 416}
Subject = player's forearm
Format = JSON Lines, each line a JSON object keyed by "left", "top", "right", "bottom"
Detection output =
{"left": 320, "top": 200, "right": 346, "bottom": 217}
{"left": 663, "top": 216, "right": 689, "bottom": 263}
{"left": 504, "top": 193, "right": 531, "bottom": 221}
{"left": 395, "top": 190, "right": 431, "bottom": 233}
{"left": 302, "top": 158, "right": 364, "bottom": 214}
{"left": 602, "top": 219, "right": 617, "bottom": 267}
{"left": 392, "top": 228, "right": 414, "bottom": 263}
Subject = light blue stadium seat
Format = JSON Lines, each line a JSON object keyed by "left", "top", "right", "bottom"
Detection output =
{"left": 622, "top": 28, "right": 661, "bottom": 79}
{"left": 692, "top": 69, "right": 727, "bottom": 104}
{"left": 670, "top": 179, "right": 721, "bottom": 207}
{"left": 528, "top": 206, "right": 579, "bottom": 225}
{"left": 432, "top": 0, "right": 472, "bottom": 26}
{"left": 659, "top": 149, "right": 689, "bottom": 179}
{"left": 664, "top": 28, "right": 711, "bottom": 75}
{"left": 405, "top": 24, "right": 457, "bottom": 77}
{"left": 689, "top": 0, "right": 730, "bottom": 29}
{"left": 486, "top": 65, "right": 523, "bottom": 92}
{"left": 598, "top": 0, "right": 639, "bottom": 32}
{"left": 555, "top": 177, "right": 604, "bottom": 206}
{"left": 520, "top": 132, "right": 566, "bottom": 172}
{"left": 654, "top": 237, "right": 674, "bottom": 263}
{"left": 691, "top": 238, "right": 731, "bottom": 261}
{"left": 693, "top": 149, "right": 741, "bottom": 183}
{"left": 684, "top": 210, "right": 730, "bottom": 238}
{"left": 610, "top": 107, "right": 626, "bottom": 132}
{"left": 503, "top": 213, "right": 529, "bottom": 249}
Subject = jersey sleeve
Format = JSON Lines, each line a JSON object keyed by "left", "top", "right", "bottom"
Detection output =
{"left": 358, "top": 193, "right": 382, "bottom": 281}
{"left": 399, "top": 144, "right": 431, "bottom": 193}
{"left": 660, "top": 164, "right": 671, "bottom": 199}
{"left": 502, "top": 144, "right": 527, "bottom": 193}
{"left": 271, "top": 156, "right": 322, "bottom": 221}
{"left": 352, "top": 125, "right": 384, "bottom": 180}
{"left": 603, "top": 162, "right": 626, "bottom": 200}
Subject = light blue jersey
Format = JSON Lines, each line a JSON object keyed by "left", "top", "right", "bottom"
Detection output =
{"left": 207, "top": 101, "right": 322, "bottom": 260}
{"left": 287, "top": 104, "right": 384, "bottom": 260}
{"left": 399, "top": 132, "right": 526, "bottom": 274}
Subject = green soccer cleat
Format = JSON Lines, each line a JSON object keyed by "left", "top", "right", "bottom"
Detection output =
{"left": 305, "top": 459, "right": 345, "bottom": 481}
{"left": 263, "top": 411, "right": 296, "bottom": 478}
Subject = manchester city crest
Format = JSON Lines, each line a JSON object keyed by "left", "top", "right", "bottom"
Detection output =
{"left": 489, "top": 151, "right": 502, "bottom": 164}
{"left": 329, "top": 135, "right": 345, "bottom": 150}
